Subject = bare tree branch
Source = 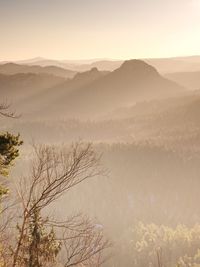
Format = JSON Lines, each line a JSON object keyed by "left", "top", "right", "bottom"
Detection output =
{"left": 11, "top": 142, "right": 109, "bottom": 267}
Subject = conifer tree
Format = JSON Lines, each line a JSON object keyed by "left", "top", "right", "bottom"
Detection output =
{"left": 0, "top": 132, "right": 23, "bottom": 197}
{"left": 17, "top": 208, "right": 61, "bottom": 267}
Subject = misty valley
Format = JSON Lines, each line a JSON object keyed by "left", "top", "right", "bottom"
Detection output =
{"left": 1, "top": 56, "right": 200, "bottom": 267}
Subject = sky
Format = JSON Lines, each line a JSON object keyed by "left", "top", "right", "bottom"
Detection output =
{"left": 0, "top": 0, "right": 200, "bottom": 60}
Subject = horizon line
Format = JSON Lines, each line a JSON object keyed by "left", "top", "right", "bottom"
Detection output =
{"left": 0, "top": 54, "right": 200, "bottom": 63}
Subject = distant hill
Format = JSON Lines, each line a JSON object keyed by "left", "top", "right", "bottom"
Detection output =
{"left": 165, "top": 71, "right": 200, "bottom": 90}
{"left": 0, "top": 73, "right": 66, "bottom": 107}
{"left": 62, "top": 56, "right": 200, "bottom": 73}
{"left": 36, "top": 67, "right": 109, "bottom": 104}
{"left": 15, "top": 57, "right": 74, "bottom": 69}
{"left": 145, "top": 56, "right": 200, "bottom": 74}
{"left": 47, "top": 60, "right": 184, "bottom": 118}
{"left": 72, "top": 67, "right": 109, "bottom": 84}
{"left": 0, "top": 62, "right": 76, "bottom": 78}
{"left": 9, "top": 67, "right": 109, "bottom": 118}
{"left": 4, "top": 55, "right": 200, "bottom": 74}
{"left": 0, "top": 60, "right": 185, "bottom": 119}
{"left": 70, "top": 60, "right": 123, "bottom": 72}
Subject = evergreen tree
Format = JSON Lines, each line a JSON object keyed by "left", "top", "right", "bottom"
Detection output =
{"left": 0, "top": 132, "right": 23, "bottom": 197}
{"left": 17, "top": 209, "right": 61, "bottom": 267}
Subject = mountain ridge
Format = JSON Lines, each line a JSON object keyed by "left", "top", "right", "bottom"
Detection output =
{"left": 43, "top": 59, "right": 185, "bottom": 118}
{"left": 0, "top": 62, "right": 76, "bottom": 78}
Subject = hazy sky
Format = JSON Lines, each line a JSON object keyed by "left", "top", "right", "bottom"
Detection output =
{"left": 0, "top": 0, "right": 200, "bottom": 60}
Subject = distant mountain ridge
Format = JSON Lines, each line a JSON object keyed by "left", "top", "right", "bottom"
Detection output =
{"left": 41, "top": 59, "right": 185, "bottom": 118}
{"left": 0, "top": 59, "right": 185, "bottom": 119}
{"left": 0, "top": 62, "right": 76, "bottom": 78}
{"left": 24, "top": 67, "right": 109, "bottom": 112}
{"left": 2, "top": 55, "right": 200, "bottom": 74}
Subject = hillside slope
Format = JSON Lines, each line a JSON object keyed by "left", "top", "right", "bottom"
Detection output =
{"left": 48, "top": 60, "right": 184, "bottom": 118}
{"left": 165, "top": 71, "right": 200, "bottom": 90}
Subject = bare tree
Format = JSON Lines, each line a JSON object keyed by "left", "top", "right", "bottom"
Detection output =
{"left": 11, "top": 142, "right": 109, "bottom": 267}
{"left": 51, "top": 214, "right": 110, "bottom": 267}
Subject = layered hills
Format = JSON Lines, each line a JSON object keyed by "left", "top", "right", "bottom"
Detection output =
{"left": 4, "top": 55, "right": 200, "bottom": 74}
{"left": 0, "top": 62, "right": 76, "bottom": 78}
{"left": 0, "top": 60, "right": 185, "bottom": 119}
{"left": 44, "top": 59, "right": 184, "bottom": 118}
